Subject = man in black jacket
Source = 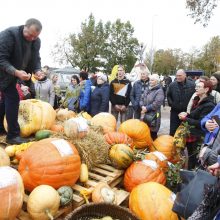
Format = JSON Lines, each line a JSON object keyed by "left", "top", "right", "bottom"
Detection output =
{"left": 167, "top": 69, "right": 195, "bottom": 136}
{"left": 0, "top": 18, "right": 42, "bottom": 144}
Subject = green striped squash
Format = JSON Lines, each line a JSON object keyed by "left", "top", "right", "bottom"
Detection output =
{"left": 109, "top": 144, "right": 134, "bottom": 169}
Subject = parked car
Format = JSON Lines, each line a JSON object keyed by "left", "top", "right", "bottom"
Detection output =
{"left": 53, "top": 67, "right": 80, "bottom": 95}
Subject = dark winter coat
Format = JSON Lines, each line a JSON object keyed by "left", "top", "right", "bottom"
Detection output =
{"left": 139, "top": 84, "right": 164, "bottom": 132}
{"left": 130, "top": 79, "right": 149, "bottom": 111}
{"left": 110, "top": 77, "right": 132, "bottom": 107}
{"left": 167, "top": 79, "right": 195, "bottom": 112}
{"left": 201, "top": 103, "right": 220, "bottom": 143}
{"left": 185, "top": 95, "right": 215, "bottom": 138}
{"left": 0, "top": 25, "right": 41, "bottom": 91}
{"left": 90, "top": 82, "right": 110, "bottom": 116}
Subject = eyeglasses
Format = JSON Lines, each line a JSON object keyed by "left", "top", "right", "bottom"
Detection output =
{"left": 195, "top": 86, "right": 204, "bottom": 89}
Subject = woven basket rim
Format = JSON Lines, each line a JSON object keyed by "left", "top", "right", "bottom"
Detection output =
{"left": 64, "top": 202, "right": 140, "bottom": 220}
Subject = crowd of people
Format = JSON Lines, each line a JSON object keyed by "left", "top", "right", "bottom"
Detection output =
{"left": 0, "top": 18, "right": 220, "bottom": 219}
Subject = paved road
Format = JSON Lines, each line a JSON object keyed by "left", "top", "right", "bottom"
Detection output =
{"left": 158, "top": 106, "right": 171, "bottom": 136}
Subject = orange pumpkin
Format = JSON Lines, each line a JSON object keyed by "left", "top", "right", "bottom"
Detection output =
{"left": 50, "top": 124, "right": 64, "bottom": 132}
{"left": 0, "top": 166, "right": 24, "bottom": 220}
{"left": 124, "top": 160, "right": 166, "bottom": 192}
{"left": 104, "top": 131, "right": 133, "bottom": 147}
{"left": 91, "top": 113, "right": 117, "bottom": 133}
{"left": 145, "top": 151, "right": 168, "bottom": 172}
{"left": 129, "top": 182, "right": 179, "bottom": 220}
{"left": 18, "top": 138, "right": 81, "bottom": 192}
{"left": 152, "top": 135, "right": 180, "bottom": 163}
{"left": 119, "top": 119, "right": 153, "bottom": 148}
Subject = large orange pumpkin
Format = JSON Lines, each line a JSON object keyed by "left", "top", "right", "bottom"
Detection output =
{"left": 18, "top": 138, "right": 81, "bottom": 192}
{"left": 145, "top": 151, "right": 168, "bottom": 172}
{"left": 91, "top": 113, "right": 117, "bottom": 133}
{"left": 0, "top": 166, "right": 24, "bottom": 220}
{"left": 124, "top": 160, "right": 166, "bottom": 192}
{"left": 129, "top": 182, "right": 179, "bottom": 220}
{"left": 152, "top": 135, "right": 180, "bottom": 163}
{"left": 104, "top": 131, "right": 133, "bottom": 147}
{"left": 119, "top": 119, "right": 153, "bottom": 148}
{"left": 4, "top": 99, "right": 56, "bottom": 137}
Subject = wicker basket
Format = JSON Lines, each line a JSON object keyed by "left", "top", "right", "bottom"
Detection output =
{"left": 64, "top": 202, "right": 140, "bottom": 220}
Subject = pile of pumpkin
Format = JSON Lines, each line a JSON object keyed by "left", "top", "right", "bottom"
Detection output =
{"left": 0, "top": 99, "right": 182, "bottom": 220}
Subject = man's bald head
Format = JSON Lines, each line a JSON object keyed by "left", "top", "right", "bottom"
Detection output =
{"left": 176, "top": 69, "right": 186, "bottom": 82}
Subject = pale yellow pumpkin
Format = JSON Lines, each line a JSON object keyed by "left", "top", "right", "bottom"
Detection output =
{"left": 0, "top": 147, "right": 10, "bottom": 166}
{"left": 64, "top": 117, "right": 88, "bottom": 138}
{"left": 4, "top": 99, "right": 56, "bottom": 137}
{"left": 91, "top": 113, "right": 117, "bottom": 134}
{"left": 0, "top": 166, "right": 24, "bottom": 220}
{"left": 27, "top": 185, "right": 60, "bottom": 220}
{"left": 77, "top": 111, "right": 92, "bottom": 120}
{"left": 56, "top": 108, "right": 76, "bottom": 121}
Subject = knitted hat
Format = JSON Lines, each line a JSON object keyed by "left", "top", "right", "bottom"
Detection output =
{"left": 149, "top": 74, "right": 160, "bottom": 82}
{"left": 97, "top": 73, "right": 107, "bottom": 82}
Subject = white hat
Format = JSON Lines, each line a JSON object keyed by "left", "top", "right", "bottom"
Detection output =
{"left": 149, "top": 74, "right": 160, "bottom": 82}
{"left": 97, "top": 73, "right": 107, "bottom": 82}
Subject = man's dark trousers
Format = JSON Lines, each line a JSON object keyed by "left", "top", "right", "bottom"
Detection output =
{"left": 0, "top": 83, "right": 20, "bottom": 139}
{"left": 170, "top": 109, "right": 181, "bottom": 136}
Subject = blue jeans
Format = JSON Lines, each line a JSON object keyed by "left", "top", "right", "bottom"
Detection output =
{"left": 0, "top": 83, "right": 20, "bottom": 139}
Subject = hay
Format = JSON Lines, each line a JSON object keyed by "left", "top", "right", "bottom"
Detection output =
{"left": 0, "top": 134, "right": 7, "bottom": 148}
{"left": 51, "top": 125, "right": 110, "bottom": 169}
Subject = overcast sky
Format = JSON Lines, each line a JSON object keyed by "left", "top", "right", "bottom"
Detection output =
{"left": 1, "top": 0, "right": 220, "bottom": 68}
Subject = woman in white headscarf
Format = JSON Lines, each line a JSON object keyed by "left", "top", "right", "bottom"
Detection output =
{"left": 139, "top": 74, "right": 164, "bottom": 140}
{"left": 90, "top": 73, "right": 110, "bottom": 116}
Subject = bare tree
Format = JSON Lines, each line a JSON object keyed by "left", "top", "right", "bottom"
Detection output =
{"left": 186, "top": 0, "right": 218, "bottom": 27}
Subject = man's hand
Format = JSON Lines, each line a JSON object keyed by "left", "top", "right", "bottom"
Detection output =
{"left": 114, "top": 105, "right": 121, "bottom": 111}
{"left": 120, "top": 105, "right": 127, "bottom": 112}
{"left": 205, "top": 119, "right": 218, "bottom": 132}
{"left": 14, "top": 70, "right": 31, "bottom": 81}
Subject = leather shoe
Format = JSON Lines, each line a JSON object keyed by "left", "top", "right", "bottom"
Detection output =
{"left": 6, "top": 136, "right": 28, "bottom": 145}
{"left": 0, "top": 130, "right": 7, "bottom": 136}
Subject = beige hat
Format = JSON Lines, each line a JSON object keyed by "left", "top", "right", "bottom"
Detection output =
{"left": 97, "top": 73, "right": 107, "bottom": 82}
{"left": 149, "top": 74, "right": 160, "bottom": 82}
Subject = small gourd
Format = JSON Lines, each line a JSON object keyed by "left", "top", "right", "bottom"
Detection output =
{"left": 92, "top": 182, "right": 116, "bottom": 204}
{"left": 57, "top": 186, "right": 73, "bottom": 206}
{"left": 80, "top": 163, "right": 89, "bottom": 183}
{"left": 35, "top": 130, "right": 52, "bottom": 141}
